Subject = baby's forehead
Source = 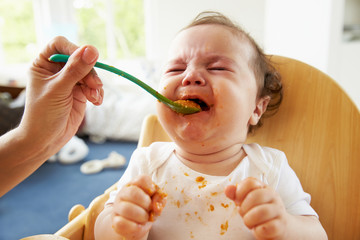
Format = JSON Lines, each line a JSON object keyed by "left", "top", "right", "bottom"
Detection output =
{"left": 171, "top": 24, "right": 255, "bottom": 59}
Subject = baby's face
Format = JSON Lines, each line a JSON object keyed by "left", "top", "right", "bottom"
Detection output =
{"left": 157, "top": 24, "right": 260, "bottom": 154}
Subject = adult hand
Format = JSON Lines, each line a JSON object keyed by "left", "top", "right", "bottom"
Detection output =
{"left": 0, "top": 36, "right": 104, "bottom": 197}
{"left": 21, "top": 36, "right": 104, "bottom": 153}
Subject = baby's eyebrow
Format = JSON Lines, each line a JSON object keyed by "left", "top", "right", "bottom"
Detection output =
{"left": 165, "top": 54, "right": 238, "bottom": 68}
{"left": 205, "top": 55, "right": 236, "bottom": 64}
{"left": 164, "top": 59, "right": 186, "bottom": 67}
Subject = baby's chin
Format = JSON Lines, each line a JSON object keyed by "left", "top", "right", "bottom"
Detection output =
{"left": 173, "top": 133, "right": 224, "bottom": 153}
{"left": 175, "top": 141, "right": 233, "bottom": 159}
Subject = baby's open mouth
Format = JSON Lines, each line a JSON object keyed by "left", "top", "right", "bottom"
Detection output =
{"left": 174, "top": 98, "right": 210, "bottom": 112}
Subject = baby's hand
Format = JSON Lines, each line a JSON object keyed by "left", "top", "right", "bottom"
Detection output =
{"left": 225, "top": 177, "right": 289, "bottom": 240}
{"left": 111, "top": 175, "right": 167, "bottom": 240}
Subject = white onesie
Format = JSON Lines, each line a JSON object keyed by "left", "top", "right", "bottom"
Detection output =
{"left": 107, "top": 142, "right": 317, "bottom": 240}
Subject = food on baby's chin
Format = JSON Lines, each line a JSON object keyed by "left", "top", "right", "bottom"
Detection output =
{"left": 149, "top": 184, "right": 167, "bottom": 222}
{"left": 174, "top": 100, "right": 201, "bottom": 110}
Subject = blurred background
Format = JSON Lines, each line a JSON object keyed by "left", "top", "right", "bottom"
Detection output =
{"left": 0, "top": 0, "right": 359, "bottom": 108}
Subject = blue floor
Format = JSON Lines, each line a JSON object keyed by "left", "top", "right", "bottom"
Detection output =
{"left": 0, "top": 139, "right": 137, "bottom": 240}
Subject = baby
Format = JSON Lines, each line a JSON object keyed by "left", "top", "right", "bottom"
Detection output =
{"left": 94, "top": 11, "right": 327, "bottom": 240}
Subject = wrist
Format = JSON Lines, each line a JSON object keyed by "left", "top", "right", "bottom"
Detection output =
{"left": 12, "top": 124, "right": 51, "bottom": 159}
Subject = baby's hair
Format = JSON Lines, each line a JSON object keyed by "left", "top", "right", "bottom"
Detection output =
{"left": 183, "top": 11, "right": 283, "bottom": 133}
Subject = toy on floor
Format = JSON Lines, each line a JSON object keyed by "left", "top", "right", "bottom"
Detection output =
{"left": 80, "top": 151, "right": 126, "bottom": 174}
{"left": 48, "top": 135, "right": 89, "bottom": 164}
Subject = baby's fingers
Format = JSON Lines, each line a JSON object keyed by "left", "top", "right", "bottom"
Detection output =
{"left": 252, "top": 218, "right": 286, "bottom": 239}
{"left": 131, "top": 175, "right": 157, "bottom": 196}
{"left": 113, "top": 201, "right": 149, "bottom": 224}
{"left": 224, "top": 185, "right": 237, "bottom": 201}
{"left": 226, "top": 177, "right": 265, "bottom": 206}
{"left": 112, "top": 215, "right": 152, "bottom": 240}
{"left": 239, "top": 186, "right": 274, "bottom": 216}
{"left": 242, "top": 203, "right": 280, "bottom": 229}
{"left": 118, "top": 184, "right": 152, "bottom": 211}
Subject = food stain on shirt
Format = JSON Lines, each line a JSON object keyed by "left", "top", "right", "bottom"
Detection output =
{"left": 184, "top": 211, "right": 207, "bottom": 226}
{"left": 171, "top": 188, "right": 191, "bottom": 208}
{"left": 196, "top": 176, "right": 204, "bottom": 182}
{"left": 195, "top": 176, "right": 207, "bottom": 189}
{"left": 221, "top": 203, "right": 229, "bottom": 208}
{"left": 209, "top": 204, "right": 215, "bottom": 211}
{"left": 220, "top": 220, "right": 229, "bottom": 235}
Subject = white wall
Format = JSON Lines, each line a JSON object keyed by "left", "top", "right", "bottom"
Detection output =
{"left": 144, "top": 0, "right": 266, "bottom": 63}
{"left": 265, "top": 0, "right": 360, "bottom": 109}
{"left": 144, "top": 0, "right": 360, "bottom": 109}
{"left": 327, "top": 0, "right": 360, "bottom": 109}
{"left": 264, "top": 0, "right": 333, "bottom": 73}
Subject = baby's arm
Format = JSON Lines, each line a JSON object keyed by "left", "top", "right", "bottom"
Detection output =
{"left": 94, "top": 175, "right": 167, "bottom": 240}
{"left": 225, "top": 177, "right": 327, "bottom": 240}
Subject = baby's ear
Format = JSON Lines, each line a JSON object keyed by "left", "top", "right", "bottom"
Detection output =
{"left": 249, "top": 96, "right": 270, "bottom": 126}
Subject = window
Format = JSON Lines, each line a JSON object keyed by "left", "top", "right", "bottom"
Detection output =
{"left": 0, "top": 0, "right": 145, "bottom": 65}
{"left": 0, "top": 0, "right": 37, "bottom": 64}
{"left": 75, "top": 0, "right": 145, "bottom": 59}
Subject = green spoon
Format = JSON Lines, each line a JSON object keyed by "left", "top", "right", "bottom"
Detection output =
{"left": 49, "top": 54, "right": 201, "bottom": 115}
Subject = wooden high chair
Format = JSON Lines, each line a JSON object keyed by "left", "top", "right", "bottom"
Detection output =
{"left": 23, "top": 55, "right": 359, "bottom": 240}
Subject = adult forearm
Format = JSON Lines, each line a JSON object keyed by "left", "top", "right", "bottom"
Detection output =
{"left": 0, "top": 127, "right": 51, "bottom": 197}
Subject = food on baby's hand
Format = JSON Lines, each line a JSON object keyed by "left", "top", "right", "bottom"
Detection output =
{"left": 148, "top": 184, "right": 167, "bottom": 222}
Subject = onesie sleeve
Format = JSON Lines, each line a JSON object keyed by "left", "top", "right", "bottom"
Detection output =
{"left": 106, "top": 147, "right": 148, "bottom": 205}
{"left": 105, "top": 142, "right": 175, "bottom": 205}
{"left": 276, "top": 158, "right": 318, "bottom": 217}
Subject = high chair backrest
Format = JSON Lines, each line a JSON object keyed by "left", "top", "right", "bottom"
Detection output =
{"left": 25, "top": 55, "right": 358, "bottom": 240}
{"left": 138, "top": 55, "right": 360, "bottom": 240}
{"left": 246, "top": 56, "right": 360, "bottom": 240}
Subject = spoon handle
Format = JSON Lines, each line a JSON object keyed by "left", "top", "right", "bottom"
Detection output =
{"left": 49, "top": 54, "right": 174, "bottom": 106}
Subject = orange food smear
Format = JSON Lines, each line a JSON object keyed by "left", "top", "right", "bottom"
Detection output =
{"left": 196, "top": 176, "right": 205, "bottom": 182}
{"left": 221, "top": 203, "right": 229, "bottom": 208}
{"left": 148, "top": 184, "right": 167, "bottom": 222}
{"left": 209, "top": 204, "right": 215, "bottom": 211}
{"left": 220, "top": 220, "right": 229, "bottom": 235}
{"left": 195, "top": 176, "right": 207, "bottom": 189}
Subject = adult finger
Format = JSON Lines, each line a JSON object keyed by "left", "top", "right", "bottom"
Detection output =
{"left": 57, "top": 45, "right": 99, "bottom": 90}
{"left": 33, "top": 36, "right": 80, "bottom": 73}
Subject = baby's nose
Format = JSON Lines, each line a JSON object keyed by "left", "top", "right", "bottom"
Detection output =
{"left": 182, "top": 71, "right": 206, "bottom": 86}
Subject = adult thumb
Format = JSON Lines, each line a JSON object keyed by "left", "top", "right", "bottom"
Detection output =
{"left": 58, "top": 45, "right": 99, "bottom": 87}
